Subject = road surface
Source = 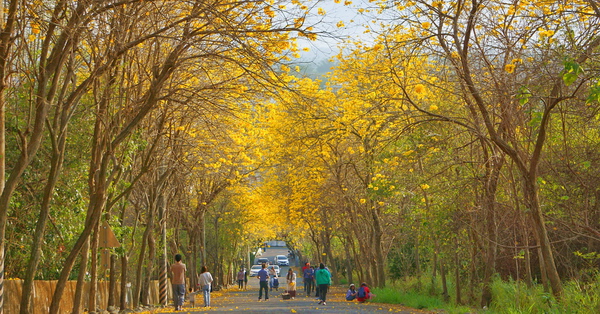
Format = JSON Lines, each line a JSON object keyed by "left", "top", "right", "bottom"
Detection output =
{"left": 158, "top": 246, "right": 434, "bottom": 313}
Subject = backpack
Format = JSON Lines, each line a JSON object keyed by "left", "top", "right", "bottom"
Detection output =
{"left": 357, "top": 286, "right": 366, "bottom": 298}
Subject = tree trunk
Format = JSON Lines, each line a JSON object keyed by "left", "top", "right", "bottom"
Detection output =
{"left": 108, "top": 254, "right": 117, "bottom": 308}
{"left": 120, "top": 255, "right": 128, "bottom": 310}
{"left": 189, "top": 229, "right": 198, "bottom": 288}
{"left": 468, "top": 229, "right": 477, "bottom": 304}
{"left": 133, "top": 224, "right": 149, "bottom": 307}
{"left": 430, "top": 237, "right": 439, "bottom": 295}
{"left": 522, "top": 215, "right": 533, "bottom": 287}
{"left": 480, "top": 149, "right": 503, "bottom": 308}
{"left": 371, "top": 208, "right": 385, "bottom": 288}
{"left": 0, "top": 1, "right": 10, "bottom": 310}
{"left": 72, "top": 239, "right": 90, "bottom": 314}
{"left": 142, "top": 227, "right": 156, "bottom": 306}
{"left": 19, "top": 144, "right": 65, "bottom": 314}
{"left": 159, "top": 195, "right": 168, "bottom": 305}
{"left": 343, "top": 236, "right": 354, "bottom": 285}
{"left": 524, "top": 177, "right": 562, "bottom": 296}
{"left": 416, "top": 223, "right": 422, "bottom": 291}
{"left": 440, "top": 261, "right": 449, "bottom": 302}
{"left": 532, "top": 220, "right": 550, "bottom": 292}
{"left": 200, "top": 212, "right": 206, "bottom": 266}
{"left": 88, "top": 223, "right": 100, "bottom": 312}
{"left": 455, "top": 237, "right": 461, "bottom": 305}
{"left": 324, "top": 236, "right": 339, "bottom": 285}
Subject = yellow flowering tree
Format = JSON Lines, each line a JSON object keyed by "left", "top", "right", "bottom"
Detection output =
{"left": 371, "top": 0, "right": 600, "bottom": 301}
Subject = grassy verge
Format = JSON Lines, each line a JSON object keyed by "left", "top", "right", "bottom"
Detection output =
{"left": 368, "top": 274, "right": 600, "bottom": 313}
{"left": 372, "top": 286, "right": 474, "bottom": 313}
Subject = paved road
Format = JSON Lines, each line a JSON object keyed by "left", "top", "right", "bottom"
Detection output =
{"left": 157, "top": 246, "right": 433, "bottom": 313}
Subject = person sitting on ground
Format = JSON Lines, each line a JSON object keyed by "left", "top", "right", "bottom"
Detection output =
{"left": 356, "top": 282, "right": 375, "bottom": 303}
{"left": 345, "top": 283, "right": 357, "bottom": 301}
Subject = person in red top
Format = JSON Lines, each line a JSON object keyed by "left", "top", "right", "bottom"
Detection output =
{"left": 356, "top": 282, "right": 374, "bottom": 303}
{"left": 171, "top": 254, "right": 187, "bottom": 311}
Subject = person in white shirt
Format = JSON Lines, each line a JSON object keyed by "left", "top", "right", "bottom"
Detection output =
{"left": 286, "top": 268, "right": 297, "bottom": 299}
{"left": 197, "top": 266, "right": 214, "bottom": 307}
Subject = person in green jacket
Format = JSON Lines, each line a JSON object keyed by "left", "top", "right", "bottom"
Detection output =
{"left": 315, "top": 263, "right": 331, "bottom": 305}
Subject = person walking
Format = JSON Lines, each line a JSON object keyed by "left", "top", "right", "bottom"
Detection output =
{"left": 257, "top": 263, "right": 270, "bottom": 301}
{"left": 244, "top": 266, "right": 248, "bottom": 290}
{"left": 198, "top": 265, "right": 214, "bottom": 307}
{"left": 170, "top": 254, "right": 187, "bottom": 311}
{"left": 313, "top": 265, "right": 320, "bottom": 299}
{"left": 315, "top": 263, "right": 331, "bottom": 305}
{"left": 286, "top": 268, "right": 297, "bottom": 299}
{"left": 302, "top": 262, "right": 314, "bottom": 296}
{"left": 237, "top": 268, "right": 245, "bottom": 289}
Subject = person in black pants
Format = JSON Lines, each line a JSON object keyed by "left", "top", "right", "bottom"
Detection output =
{"left": 257, "top": 263, "right": 270, "bottom": 301}
{"left": 315, "top": 263, "right": 331, "bottom": 305}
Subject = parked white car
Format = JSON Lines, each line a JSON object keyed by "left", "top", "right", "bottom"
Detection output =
{"left": 249, "top": 265, "right": 262, "bottom": 276}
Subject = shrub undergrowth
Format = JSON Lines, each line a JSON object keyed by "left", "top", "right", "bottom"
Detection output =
{"left": 367, "top": 273, "right": 600, "bottom": 313}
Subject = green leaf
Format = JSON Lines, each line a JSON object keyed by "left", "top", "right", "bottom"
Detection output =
{"left": 587, "top": 81, "right": 600, "bottom": 104}
{"left": 562, "top": 60, "right": 583, "bottom": 86}
{"left": 517, "top": 86, "right": 532, "bottom": 105}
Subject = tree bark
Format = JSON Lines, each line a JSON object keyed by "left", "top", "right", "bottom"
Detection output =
{"left": 108, "top": 254, "right": 117, "bottom": 307}
{"left": 133, "top": 216, "right": 150, "bottom": 307}
{"left": 72, "top": 239, "right": 90, "bottom": 314}
{"left": 455, "top": 237, "right": 461, "bottom": 305}
{"left": 143, "top": 227, "right": 156, "bottom": 305}
{"left": 371, "top": 207, "right": 386, "bottom": 288}
{"left": 480, "top": 151, "right": 503, "bottom": 307}
{"left": 343, "top": 236, "right": 354, "bottom": 285}
{"left": 440, "top": 261, "right": 449, "bottom": 302}
{"left": 88, "top": 222, "right": 100, "bottom": 312}
{"left": 120, "top": 255, "right": 128, "bottom": 310}
{"left": 525, "top": 177, "right": 561, "bottom": 295}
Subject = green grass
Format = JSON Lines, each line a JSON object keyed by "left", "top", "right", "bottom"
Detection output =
{"left": 372, "top": 287, "right": 475, "bottom": 313}
{"left": 354, "top": 272, "right": 600, "bottom": 313}
{"left": 488, "top": 276, "right": 600, "bottom": 313}
{"left": 372, "top": 287, "right": 444, "bottom": 309}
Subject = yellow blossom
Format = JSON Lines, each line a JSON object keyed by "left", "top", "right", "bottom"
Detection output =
{"left": 414, "top": 84, "right": 427, "bottom": 95}
{"left": 505, "top": 63, "right": 516, "bottom": 73}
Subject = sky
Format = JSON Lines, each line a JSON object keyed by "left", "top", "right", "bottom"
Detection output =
{"left": 295, "top": 0, "right": 381, "bottom": 64}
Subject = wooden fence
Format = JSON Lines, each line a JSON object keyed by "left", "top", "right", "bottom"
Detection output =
{"left": 5, "top": 279, "right": 170, "bottom": 313}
